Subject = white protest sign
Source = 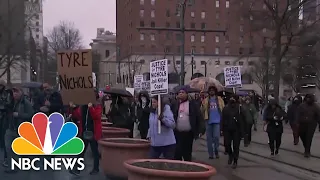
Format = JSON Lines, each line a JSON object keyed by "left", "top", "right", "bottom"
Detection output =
{"left": 134, "top": 75, "right": 143, "bottom": 91}
{"left": 150, "top": 59, "right": 168, "bottom": 95}
{"left": 92, "top": 72, "right": 96, "bottom": 87}
{"left": 141, "top": 80, "right": 150, "bottom": 92}
{"left": 224, "top": 66, "right": 242, "bottom": 87}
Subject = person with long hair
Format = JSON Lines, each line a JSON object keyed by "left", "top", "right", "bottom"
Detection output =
{"left": 263, "top": 99, "right": 285, "bottom": 156}
{"left": 69, "top": 93, "right": 102, "bottom": 176}
{"left": 137, "top": 91, "right": 151, "bottom": 139}
{"left": 147, "top": 96, "right": 176, "bottom": 159}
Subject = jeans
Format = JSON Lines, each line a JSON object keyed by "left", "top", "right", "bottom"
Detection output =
{"left": 5, "top": 129, "right": 18, "bottom": 169}
{"left": 149, "top": 144, "right": 175, "bottom": 159}
{"left": 206, "top": 123, "right": 220, "bottom": 157}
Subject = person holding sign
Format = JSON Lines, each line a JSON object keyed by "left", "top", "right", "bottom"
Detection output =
{"left": 173, "top": 87, "right": 204, "bottom": 161}
{"left": 147, "top": 96, "right": 176, "bottom": 159}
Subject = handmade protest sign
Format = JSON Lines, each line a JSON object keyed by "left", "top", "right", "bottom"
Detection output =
{"left": 57, "top": 49, "right": 95, "bottom": 105}
{"left": 224, "top": 66, "right": 242, "bottom": 88}
{"left": 134, "top": 75, "right": 143, "bottom": 91}
{"left": 150, "top": 59, "right": 168, "bottom": 95}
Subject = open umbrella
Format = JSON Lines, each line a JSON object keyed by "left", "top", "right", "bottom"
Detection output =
{"left": 173, "top": 85, "right": 200, "bottom": 93}
{"left": 21, "top": 82, "right": 42, "bottom": 88}
{"left": 104, "top": 87, "right": 133, "bottom": 97}
{"left": 188, "top": 77, "right": 224, "bottom": 92}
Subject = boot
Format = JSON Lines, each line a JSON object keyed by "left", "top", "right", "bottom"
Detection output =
{"left": 228, "top": 156, "right": 233, "bottom": 165}
{"left": 232, "top": 159, "right": 238, "bottom": 169}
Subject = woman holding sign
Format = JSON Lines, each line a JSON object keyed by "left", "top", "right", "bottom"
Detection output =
{"left": 147, "top": 96, "right": 176, "bottom": 159}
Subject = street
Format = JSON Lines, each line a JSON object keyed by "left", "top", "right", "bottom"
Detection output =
{"left": 0, "top": 121, "right": 319, "bottom": 180}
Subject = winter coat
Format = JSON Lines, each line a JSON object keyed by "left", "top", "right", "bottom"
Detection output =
{"left": 9, "top": 96, "right": 34, "bottom": 131}
{"left": 287, "top": 95, "right": 302, "bottom": 124}
{"left": 264, "top": 105, "right": 285, "bottom": 134}
{"left": 221, "top": 103, "right": 246, "bottom": 135}
{"left": 242, "top": 103, "right": 257, "bottom": 125}
{"left": 137, "top": 91, "right": 150, "bottom": 132}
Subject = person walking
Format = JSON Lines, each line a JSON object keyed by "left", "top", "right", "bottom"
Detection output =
{"left": 296, "top": 94, "right": 320, "bottom": 158}
{"left": 69, "top": 94, "right": 102, "bottom": 175}
{"left": 263, "top": 99, "right": 285, "bottom": 156}
{"left": 147, "top": 96, "right": 176, "bottom": 159}
{"left": 221, "top": 95, "right": 246, "bottom": 169}
{"left": 201, "top": 86, "right": 224, "bottom": 159}
{"left": 286, "top": 95, "right": 302, "bottom": 145}
{"left": 39, "top": 83, "right": 63, "bottom": 115}
{"left": 242, "top": 96, "right": 257, "bottom": 147}
{"left": 137, "top": 91, "right": 151, "bottom": 139}
{"left": 4, "top": 86, "right": 34, "bottom": 173}
{"left": 173, "top": 87, "right": 204, "bottom": 161}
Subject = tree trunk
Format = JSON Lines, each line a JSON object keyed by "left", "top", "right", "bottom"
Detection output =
{"left": 273, "top": 29, "right": 282, "bottom": 102}
{"left": 6, "top": 59, "right": 11, "bottom": 86}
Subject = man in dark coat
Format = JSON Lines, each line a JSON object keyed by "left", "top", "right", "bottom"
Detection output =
{"left": 221, "top": 95, "right": 246, "bottom": 169}
{"left": 136, "top": 91, "right": 150, "bottom": 139}
{"left": 39, "top": 83, "right": 63, "bottom": 115}
{"left": 296, "top": 94, "right": 320, "bottom": 158}
{"left": 287, "top": 95, "right": 302, "bottom": 145}
{"left": 173, "top": 87, "right": 204, "bottom": 161}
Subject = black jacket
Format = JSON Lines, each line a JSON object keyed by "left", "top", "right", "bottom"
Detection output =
{"left": 221, "top": 104, "right": 246, "bottom": 135}
{"left": 265, "top": 105, "right": 285, "bottom": 133}
{"left": 173, "top": 99, "right": 205, "bottom": 137}
{"left": 136, "top": 91, "right": 150, "bottom": 132}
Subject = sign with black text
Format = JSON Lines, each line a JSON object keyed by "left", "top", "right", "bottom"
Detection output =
{"left": 150, "top": 59, "right": 168, "bottom": 95}
{"left": 141, "top": 80, "right": 150, "bottom": 92}
{"left": 134, "top": 75, "right": 143, "bottom": 91}
{"left": 224, "top": 66, "right": 242, "bottom": 88}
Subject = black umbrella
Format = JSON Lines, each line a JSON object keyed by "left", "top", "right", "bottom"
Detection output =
{"left": 173, "top": 85, "right": 200, "bottom": 93}
{"left": 21, "top": 82, "right": 42, "bottom": 88}
{"left": 103, "top": 88, "right": 133, "bottom": 97}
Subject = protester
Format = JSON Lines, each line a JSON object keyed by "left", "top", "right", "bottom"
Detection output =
{"left": 221, "top": 95, "right": 246, "bottom": 169}
{"left": 285, "top": 97, "right": 293, "bottom": 113}
{"left": 39, "top": 83, "right": 63, "bottom": 115}
{"left": 248, "top": 92, "right": 259, "bottom": 131}
{"left": 136, "top": 91, "right": 150, "bottom": 139}
{"left": 4, "top": 86, "right": 34, "bottom": 173}
{"left": 173, "top": 87, "right": 204, "bottom": 161}
{"left": 242, "top": 96, "right": 257, "bottom": 147}
{"left": 296, "top": 94, "right": 319, "bottom": 158}
{"left": 0, "top": 80, "right": 13, "bottom": 167}
{"left": 147, "top": 96, "right": 176, "bottom": 159}
{"left": 69, "top": 94, "right": 102, "bottom": 175}
{"left": 263, "top": 99, "right": 285, "bottom": 156}
{"left": 201, "top": 86, "right": 224, "bottom": 159}
{"left": 286, "top": 95, "right": 302, "bottom": 145}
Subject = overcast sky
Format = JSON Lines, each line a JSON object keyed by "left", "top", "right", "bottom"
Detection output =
{"left": 43, "top": 0, "right": 116, "bottom": 47}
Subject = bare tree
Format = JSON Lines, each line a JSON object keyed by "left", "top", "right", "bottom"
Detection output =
{"left": 0, "top": 0, "right": 41, "bottom": 84}
{"left": 282, "top": 65, "right": 300, "bottom": 92}
{"left": 126, "top": 55, "right": 142, "bottom": 87}
{"left": 234, "top": 0, "right": 320, "bottom": 100}
{"left": 45, "top": 21, "right": 84, "bottom": 84}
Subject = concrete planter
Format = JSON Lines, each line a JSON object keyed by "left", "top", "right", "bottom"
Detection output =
{"left": 102, "top": 127, "right": 130, "bottom": 138}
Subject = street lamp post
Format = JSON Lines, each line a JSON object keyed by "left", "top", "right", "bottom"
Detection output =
{"left": 137, "top": 0, "right": 226, "bottom": 86}
{"left": 191, "top": 48, "right": 195, "bottom": 76}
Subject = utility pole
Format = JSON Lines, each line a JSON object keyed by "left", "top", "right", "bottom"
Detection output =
{"left": 204, "top": 62, "right": 207, "bottom": 77}
{"left": 191, "top": 48, "right": 194, "bottom": 77}
{"left": 137, "top": 0, "right": 226, "bottom": 85}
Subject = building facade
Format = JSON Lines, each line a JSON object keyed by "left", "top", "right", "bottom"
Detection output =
{"left": 90, "top": 28, "right": 117, "bottom": 88}
{"left": 116, "top": 0, "right": 293, "bottom": 96}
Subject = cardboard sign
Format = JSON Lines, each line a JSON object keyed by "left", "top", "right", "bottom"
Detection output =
{"left": 150, "top": 59, "right": 168, "bottom": 95}
{"left": 224, "top": 66, "right": 242, "bottom": 88}
{"left": 57, "top": 49, "right": 96, "bottom": 105}
{"left": 134, "top": 75, "right": 143, "bottom": 91}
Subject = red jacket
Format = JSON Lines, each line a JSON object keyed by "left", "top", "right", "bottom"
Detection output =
{"left": 71, "top": 104, "right": 102, "bottom": 141}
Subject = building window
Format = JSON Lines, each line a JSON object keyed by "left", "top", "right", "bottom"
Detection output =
{"left": 151, "top": 21, "right": 155, "bottom": 27}
{"left": 140, "top": 33, "right": 144, "bottom": 40}
{"left": 225, "top": 48, "right": 229, "bottom": 55}
{"left": 249, "top": 48, "right": 254, "bottom": 54}
{"left": 151, "top": 10, "right": 155, "bottom": 18}
{"left": 140, "top": 10, "right": 144, "bottom": 17}
{"left": 36, "top": 28, "right": 39, "bottom": 32}
{"left": 166, "top": 9, "right": 170, "bottom": 17}
{"left": 201, "top": 23, "right": 206, "bottom": 29}
{"left": 216, "top": 12, "right": 220, "bottom": 19}
{"left": 240, "top": 25, "right": 244, "bottom": 32}
{"left": 191, "top": 46, "right": 196, "bottom": 54}
{"left": 165, "top": 46, "right": 171, "bottom": 53}
{"left": 176, "top": 60, "right": 181, "bottom": 65}
{"left": 190, "top": 23, "right": 195, "bottom": 28}
{"left": 215, "top": 47, "right": 220, "bottom": 54}
{"left": 150, "top": 34, "right": 155, "bottom": 41}
{"left": 177, "top": 46, "right": 181, "bottom": 53}
{"left": 191, "top": 11, "right": 195, "bottom": 17}
{"left": 191, "top": 35, "right": 195, "bottom": 42}
{"left": 215, "top": 35, "right": 220, "bottom": 43}
{"left": 200, "top": 47, "right": 205, "bottom": 54}
{"left": 176, "top": 33, "right": 181, "bottom": 41}
{"left": 140, "top": 0, "right": 144, "bottom": 5}
{"left": 166, "top": 22, "right": 170, "bottom": 27}
{"left": 226, "top": 1, "right": 229, "bottom": 8}
{"left": 105, "top": 50, "right": 110, "bottom": 58}
{"left": 239, "top": 61, "right": 244, "bottom": 66}
{"left": 248, "top": 61, "right": 254, "bottom": 65}
{"left": 151, "top": 0, "right": 155, "bottom": 5}
{"left": 166, "top": 32, "right": 171, "bottom": 40}
{"left": 201, "top": 11, "right": 206, "bottom": 19}
{"left": 239, "top": 47, "right": 243, "bottom": 54}
{"left": 201, "top": 35, "right": 205, "bottom": 42}
{"left": 225, "top": 35, "right": 229, "bottom": 43}
{"left": 36, "top": 22, "right": 39, "bottom": 26}
{"left": 216, "top": 0, "right": 219, "bottom": 7}
{"left": 262, "top": 28, "right": 267, "bottom": 33}
{"left": 176, "top": 22, "right": 180, "bottom": 28}
{"left": 36, "top": 34, "right": 39, "bottom": 38}
{"left": 215, "top": 60, "right": 220, "bottom": 65}
{"left": 225, "top": 61, "right": 230, "bottom": 65}
{"left": 140, "top": 21, "right": 144, "bottom": 27}
{"left": 239, "top": 36, "right": 243, "bottom": 43}
{"left": 35, "top": 14, "right": 39, "bottom": 19}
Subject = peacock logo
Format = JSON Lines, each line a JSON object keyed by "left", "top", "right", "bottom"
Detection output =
{"left": 12, "top": 112, "right": 84, "bottom": 155}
